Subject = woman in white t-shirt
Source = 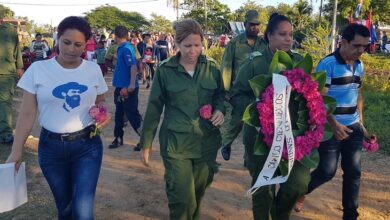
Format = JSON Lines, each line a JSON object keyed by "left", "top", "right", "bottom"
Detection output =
{"left": 6, "top": 16, "right": 109, "bottom": 219}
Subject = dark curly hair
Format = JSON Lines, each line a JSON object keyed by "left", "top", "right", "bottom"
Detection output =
{"left": 57, "top": 16, "right": 92, "bottom": 42}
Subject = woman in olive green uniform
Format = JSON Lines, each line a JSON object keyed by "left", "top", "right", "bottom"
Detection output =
{"left": 230, "top": 14, "right": 310, "bottom": 220}
{"left": 139, "top": 19, "right": 225, "bottom": 220}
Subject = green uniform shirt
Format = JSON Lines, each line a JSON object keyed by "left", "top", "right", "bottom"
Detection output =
{"left": 0, "top": 23, "right": 23, "bottom": 75}
{"left": 220, "top": 33, "right": 267, "bottom": 91}
{"left": 140, "top": 53, "right": 225, "bottom": 159}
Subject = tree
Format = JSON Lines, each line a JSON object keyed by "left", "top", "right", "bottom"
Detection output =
{"left": 0, "top": 4, "right": 14, "bottom": 19}
{"left": 167, "top": 0, "right": 180, "bottom": 20}
{"left": 84, "top": 5, "right": 150, "bottom": 31}
{"left": 322, "top": 0, "right": 390, "bottom": 24}
{"left": 181, "top": 0, "right": 233, "bottom": 35}
{"left": 149, "top": 13, "right": 173, "bottom": 34}
{"left": 289, "top": 0, "right": 314, "bottom": 42}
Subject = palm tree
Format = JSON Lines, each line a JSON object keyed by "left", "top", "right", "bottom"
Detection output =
{"left": 167, "top": 0, "right": 180, "bottom": 20}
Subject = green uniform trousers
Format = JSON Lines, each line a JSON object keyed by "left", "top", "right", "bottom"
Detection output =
{"left": 247, "top": 154, "right": 311, "bottom": 220}
{"left": 162, "top": 156, "right": 218, "bottom": 220}
{"left": 221, "top": 103, "right": 243, "bottom": 149}
{"left": 0, "top": 75, "right": 16, "bottom": 139}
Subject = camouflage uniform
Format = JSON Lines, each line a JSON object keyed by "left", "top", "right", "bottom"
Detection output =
{"left": 0, "top": 23, "right": 23, "bottom": 142}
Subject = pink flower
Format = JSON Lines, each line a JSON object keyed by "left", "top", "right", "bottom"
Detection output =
{"left": 363, "top": 135, "right": 379, "bottom": 152}
{"left": 89, "top": 105, "right": 108, "bottom": 125}
{"left": 200, "top": 104, "right": 213, "bottom": 120}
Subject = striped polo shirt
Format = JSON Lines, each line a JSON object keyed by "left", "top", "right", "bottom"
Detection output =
{"left": 315, "top": 49, "right": 364, "bottom": 126}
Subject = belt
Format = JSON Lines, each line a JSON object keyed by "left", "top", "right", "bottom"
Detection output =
{"left": 42, "top": 125, "right": 96, "bottom": 142}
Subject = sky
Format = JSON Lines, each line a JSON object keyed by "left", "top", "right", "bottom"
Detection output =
{"left": 1, "top": 0, "right": 305, "bottom": 26}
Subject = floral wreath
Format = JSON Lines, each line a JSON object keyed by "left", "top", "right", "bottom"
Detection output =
{"left": 243, "top": 51, "right": 336, "bottom": 170}
{"left": 257, "top": 69, "right": 327, "bottom": 161}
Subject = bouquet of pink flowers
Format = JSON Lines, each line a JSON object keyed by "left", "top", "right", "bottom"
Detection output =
{"left": 89, "top": 105, "right": 109, "bottom": 137}
{"left": 199, "top": 104, "right": 213, "bottom": 120}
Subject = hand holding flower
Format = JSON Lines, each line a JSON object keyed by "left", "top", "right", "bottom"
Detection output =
{"left": 361, "top": 124, "right": 379, "bottom": 153}
{"left": 210, "top": 110, "right": 224, "bottom": 126}
{"left": 89, "top": 105, "right": 110, "bottom": 137}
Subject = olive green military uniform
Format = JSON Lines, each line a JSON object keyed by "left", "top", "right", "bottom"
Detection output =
{"left": 0, "top": 23, "right": 23, "bottom": 141}
{"left": 231, "top": 47, "right": 311, "bottom": 220}
{"left": 140, "top": 53, "right": 225, "bottom": 220}
{"left": 220, "top": 33, "right": 267, "bottom": 151}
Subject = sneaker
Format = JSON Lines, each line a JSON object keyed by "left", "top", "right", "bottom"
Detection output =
{"left": 108, "top": 137, "right": 123, "bottom": 149}
{"left": 1, "top": 134, "right": 14, "bottom": 144}
{"left": 146, "top": 82, "right": 150, "bottom": 89}
{"left": 221, "top": 146, "right": 231, "bottom": 161}
{"left": 294, "top": 195, "right": 305, "bottom": 212}
{"left": 133, "top": 143, "right": 141, "bottom": 151}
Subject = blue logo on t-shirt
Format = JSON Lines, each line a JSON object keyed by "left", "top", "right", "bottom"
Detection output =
{"left": 52, "top": 82, "right": 88, "bottom": 112}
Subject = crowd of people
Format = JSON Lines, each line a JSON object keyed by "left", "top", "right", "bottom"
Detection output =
{"left": 1, "top": 9, "right": 374, "bottom": 220}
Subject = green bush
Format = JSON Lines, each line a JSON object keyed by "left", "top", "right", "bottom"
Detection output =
{"left": 204, "top": 43, "right": 224, "bottom": 66}
{"left": 361, "top": 53, "right": 390, "bottom": 75}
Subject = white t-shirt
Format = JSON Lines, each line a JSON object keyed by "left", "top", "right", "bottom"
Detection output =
{"left": 17, "top": 57, "right": 108, "bottom": 133}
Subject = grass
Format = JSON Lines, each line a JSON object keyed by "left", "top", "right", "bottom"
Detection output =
{"left": 362, "top": 91, "right": 390, "bottom": 155}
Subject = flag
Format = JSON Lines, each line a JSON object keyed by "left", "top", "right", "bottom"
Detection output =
{"left": 371, "top": 24, "right": 377, "bottom": 43}
{"left": 354, "top": 0, "right": 363, "bottom": 19}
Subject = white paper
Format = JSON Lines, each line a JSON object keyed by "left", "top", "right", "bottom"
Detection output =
{"left": 0, "top": 162, "right": 28, "bottom": 213}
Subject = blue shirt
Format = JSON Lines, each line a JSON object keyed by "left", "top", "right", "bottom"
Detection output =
{"left": 112, "top": 42, "right": 138, "bottom": 88}
{"left": 316, "top": 49, "right": 364, "bottom": 126}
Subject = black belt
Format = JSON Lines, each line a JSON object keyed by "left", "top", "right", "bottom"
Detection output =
{"left": 41, "top": 125, "right": 96, "bottom": 142}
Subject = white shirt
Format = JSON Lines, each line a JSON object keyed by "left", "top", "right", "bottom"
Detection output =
{"left": 17, "top": 58, "right": 108, "bottom": 133}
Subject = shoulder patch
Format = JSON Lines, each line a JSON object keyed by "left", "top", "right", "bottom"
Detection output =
{"left": 206, "top": 57, "right": 217, "bottom": 64}
{"left": 290, "top": 49, "right": 300, "bottom": 54}
{"left": 158, "top": 57, "right": 172, "bottom": 67}
{"left": 249, "top": 51, "right": 262, "bottom": 60}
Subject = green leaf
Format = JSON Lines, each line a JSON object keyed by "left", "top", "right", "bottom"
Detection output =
{"left": 322, "top": 123, "right": 333, "bottom": 142}
{"left": 253, "top": 133, "right": 269, "bottom": 156}
{"left": 277, "top": 50, "right": 293, "bottom": 69}
{"left": 322, "top": 95, "right": 337, "bottom": 115}
{"left": 242, "top": 102, "right": 260, "bottom": 128}
{"left": 292, "top": 129, "right": 303, "bottom": 136}
{"left": 311, "top": 71, "right": 327, "bottom": 91}
{"left": 298, "top": 149, "right": 320, "bottom": 169}
{"left": 295, "top": 53, "right": 313, "bottom": 74}
{"left": 268, "top": 50, "right": 293, "bottom": 74}
{"left": 248, "top": 74, "right": 272, "bottom": 98}
{"left": 279, "top": 160, "right": 289, "bottom": 176}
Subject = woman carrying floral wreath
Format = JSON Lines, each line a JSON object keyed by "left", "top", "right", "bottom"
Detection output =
{"left": 230, "top": 13, "right": 311, "bottom": 220}
{"left": 139, "top": 19, "right": 225, "bottom": 220}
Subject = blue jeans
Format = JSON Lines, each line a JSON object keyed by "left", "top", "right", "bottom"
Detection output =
{"left": 308, "top": 122, "right": 364, "bottom": 220}
{"left": 113, "top": 87, "right": 142, "bottom": 138}
{"left": 38, "top": 131, "right": 103, "bottom": 220}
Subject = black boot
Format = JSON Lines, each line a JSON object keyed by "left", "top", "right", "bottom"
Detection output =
{"left": 133, "top": 143, "right": 141, "bottom": 151}
{"left": 108, "top": 137, "right": 123, "bottom": 149}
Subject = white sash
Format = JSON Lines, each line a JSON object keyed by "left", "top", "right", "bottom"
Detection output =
{"left": 248, "top": 74, "right": 296, "bottom": 195}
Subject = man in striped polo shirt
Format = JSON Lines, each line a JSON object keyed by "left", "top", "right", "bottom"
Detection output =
{"left": 296, "top": 24, "right": 371, "bottom": 220}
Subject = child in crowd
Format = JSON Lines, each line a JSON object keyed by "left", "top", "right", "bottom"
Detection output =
{"left": 96, "top": 41, "right": 107, "bottom": 76}
{"left": 22, "top": 46, "right": 35, "bottom": 70}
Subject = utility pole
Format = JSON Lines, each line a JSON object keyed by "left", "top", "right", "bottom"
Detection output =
{"left": 331, "top": 0, "right": 338, "bottom": 52}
